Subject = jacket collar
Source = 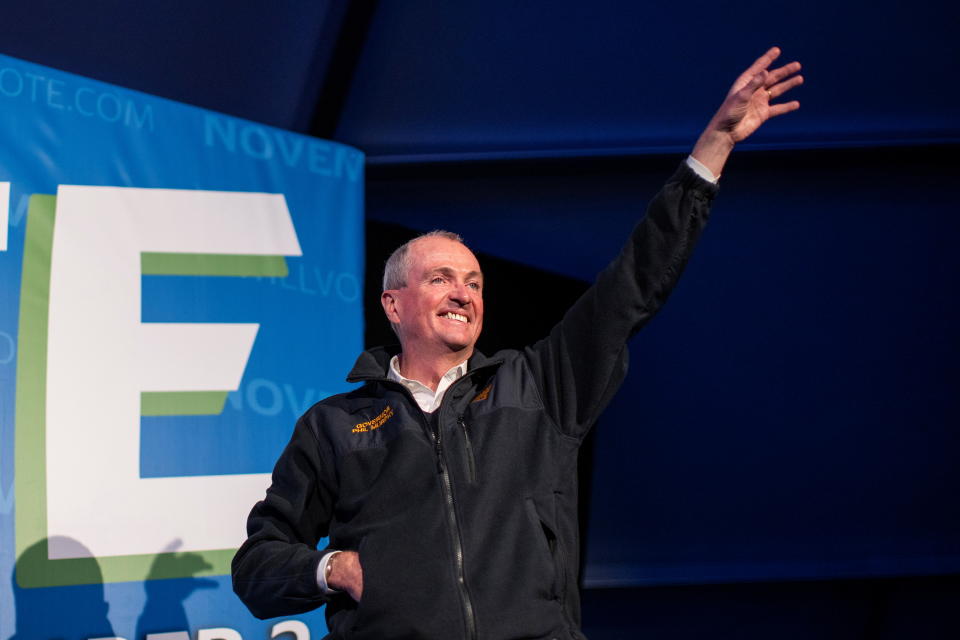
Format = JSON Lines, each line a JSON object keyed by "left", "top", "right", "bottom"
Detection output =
{"left": 346, "top": 345, "right": 501, "bottom": 383}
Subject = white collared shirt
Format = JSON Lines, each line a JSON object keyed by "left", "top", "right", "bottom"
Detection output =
{"left": 387, "top": 355, "right": 467, "bottom": 413}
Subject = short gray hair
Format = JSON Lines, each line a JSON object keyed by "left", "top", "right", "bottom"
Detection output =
{"left": 382, "top": 230, "right": 465, "bottom": 291}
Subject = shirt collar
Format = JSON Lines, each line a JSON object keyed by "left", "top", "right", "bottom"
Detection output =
{"left": 387, "top": 355, "right": 466, "bottom": 389}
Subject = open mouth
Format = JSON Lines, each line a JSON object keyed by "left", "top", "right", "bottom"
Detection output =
{"left": 440, "top": 311, "right": 469, "bottom": 323}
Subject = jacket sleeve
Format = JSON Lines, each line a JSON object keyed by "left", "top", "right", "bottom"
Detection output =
{"left": 231, "top": 412, "right": 339, "bottom": 619}
{"left": 523, "top": 161, "right": 717, "bottom": 439}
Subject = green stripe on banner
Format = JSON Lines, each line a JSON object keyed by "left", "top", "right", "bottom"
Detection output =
{"left": 141, "top": 252, "right": 289, "bottom": 277}
{"left": 15, "top": 195, "right": 61, "bottom": 584}
{"left": 141, "top": 391, "right": 229, "bottom": 416}
{"left": 17, "top": 545, "right": 237, "bottom": 588}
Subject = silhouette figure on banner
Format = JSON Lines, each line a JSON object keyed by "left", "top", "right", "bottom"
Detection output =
{"left": 135, "top": 539, "right": 218, "bottom": 640}
{"left": 9, "top": 536, "right": 115, "bottom": 640}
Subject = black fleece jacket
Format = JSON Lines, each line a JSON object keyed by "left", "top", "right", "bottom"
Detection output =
{"left": 232, "top": 162, "right": 717, "bottom": 639}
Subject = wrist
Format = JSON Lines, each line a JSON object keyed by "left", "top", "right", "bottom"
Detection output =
{"left": 325, "top": 551, "right": 341, "bottom": 589}
{"left": 318, "top": 550, "right": 341, "bottom": 594}
{"left": 691, "top": 128, "right": 735, "bottom": 178}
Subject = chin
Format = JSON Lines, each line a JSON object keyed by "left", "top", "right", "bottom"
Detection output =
{"left": 442, "top": 338, "right": 475, "bottom": 354}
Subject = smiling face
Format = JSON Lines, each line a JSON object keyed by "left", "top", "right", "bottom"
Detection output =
{"left": 381, "top": 236, "right": 484, "bottom": 362}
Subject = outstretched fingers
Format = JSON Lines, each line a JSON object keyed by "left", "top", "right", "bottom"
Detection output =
{"left": 768, "top": 100, "right": 801, "bottom": 118}
{"left": 742, "top": 46, "right": 783, "bottom": 79}
{"left": 766, "top": 60, "right": 802, "bottom": 85}
{"left": 767, "top": 73, "right": 804, "bottom": 100}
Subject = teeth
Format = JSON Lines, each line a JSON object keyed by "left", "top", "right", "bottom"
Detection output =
{"left": 443, "top": 312, "right": 468, "bottom": 323}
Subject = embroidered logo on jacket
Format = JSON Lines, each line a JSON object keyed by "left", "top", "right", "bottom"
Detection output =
{"left": 352, "top": 406, "right": 394, "bottom": 433}
{"left": 472, "top": 384, "right": 492, "bottom": 403}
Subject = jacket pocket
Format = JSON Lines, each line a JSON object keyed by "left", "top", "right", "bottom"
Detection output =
{"left": 348, "top": 537, "right": 378, "bottom": 634}
{"left": 457, "top": 414, "right": 478, "bottom": 483}
{"left": 525, "top": 496, "right": 565, "bottom": 602}
{"left": 342, "top": 532, "right": 459, "bottom": 640}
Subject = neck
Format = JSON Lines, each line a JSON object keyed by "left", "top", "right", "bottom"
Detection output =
{"left": 397, "top": 348, "right": 471, "bottom": 391}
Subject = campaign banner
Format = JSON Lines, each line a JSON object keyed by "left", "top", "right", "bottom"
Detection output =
{"left": 0, "top": 54, "right": 364, "bottom": 639}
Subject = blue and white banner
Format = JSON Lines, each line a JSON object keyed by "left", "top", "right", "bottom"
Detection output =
{"left": 0, "top": 54, "right": 364, "bottom": 639}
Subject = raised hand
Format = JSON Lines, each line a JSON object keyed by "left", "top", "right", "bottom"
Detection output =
{"left": 692, "top": 47, "right": 803, "bottom": 177}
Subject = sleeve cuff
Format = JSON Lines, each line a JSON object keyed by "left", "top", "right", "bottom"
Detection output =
{"left": 685, "top": 155, "right": 720, "bottom": 184}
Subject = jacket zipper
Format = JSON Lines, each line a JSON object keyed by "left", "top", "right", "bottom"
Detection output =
{"left": 375, "top": 370, "right": 497, "bottom": 640}
{"left": 436, "top": 440, "right": 477, "bottom": 640}
{"left": 386, "top": 379, "right": 477, "bottom": 639}
{"left": 436, "top": 376, "right": 479, "bottom": 640}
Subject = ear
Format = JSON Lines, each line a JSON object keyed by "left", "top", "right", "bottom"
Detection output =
{"left": 381, "top": 290, "right": 401, "bottom": 325}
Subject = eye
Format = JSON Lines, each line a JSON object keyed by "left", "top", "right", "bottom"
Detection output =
{"left": 430, "top": 276, "right": 446, "bottom": 284}
{"left": 467, "top": 282, "right": 481, "bottom": 291}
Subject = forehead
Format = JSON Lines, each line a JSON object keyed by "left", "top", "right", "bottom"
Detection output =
{"left": 407, "top": 237, "right": 482, "bottom": 276}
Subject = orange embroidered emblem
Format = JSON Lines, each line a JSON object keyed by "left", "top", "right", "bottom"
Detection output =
{"left": 352, "top": 406, "right": 394, "bottom": 433}
{"left": 472, "top": 384, "right": 492, "bottom": 403}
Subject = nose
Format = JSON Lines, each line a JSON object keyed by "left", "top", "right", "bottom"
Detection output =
{"left": 449, "top": 281, "right": 473, "bottom": 306}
